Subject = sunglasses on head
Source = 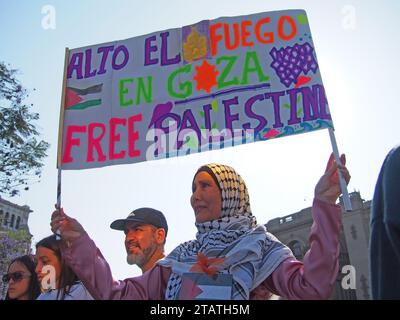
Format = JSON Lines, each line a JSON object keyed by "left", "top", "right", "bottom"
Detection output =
{"left": 2, "top": 272, "right": 31, "bottom": 283}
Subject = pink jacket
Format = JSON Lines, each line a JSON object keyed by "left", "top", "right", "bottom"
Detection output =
{"left": 62, "top": 199, "right": 341, "bottom": 300}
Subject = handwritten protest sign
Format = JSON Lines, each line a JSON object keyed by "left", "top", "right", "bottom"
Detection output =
{"left": 59, "top": 9, "right": 333, "bottom": 170}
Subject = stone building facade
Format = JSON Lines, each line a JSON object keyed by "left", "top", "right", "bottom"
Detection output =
{"left": 0, "top": 196, "right": 33, "bottom": 299}
{"left": 265, "top": 192, "right": 371, "bottom": 300}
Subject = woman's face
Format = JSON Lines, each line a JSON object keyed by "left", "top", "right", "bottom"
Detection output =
{"left": 191, "top": 171, "right": 222, "bottom": 223}
{"left": 6, "top": 261, "right": 31, "bottom": 300}
{"left": 35, "top": 246, "right": 61, "bottom": 290}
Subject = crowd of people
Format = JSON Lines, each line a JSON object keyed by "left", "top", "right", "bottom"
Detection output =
{"left": 2, "top": 148, "right": 399, "bottom": 300}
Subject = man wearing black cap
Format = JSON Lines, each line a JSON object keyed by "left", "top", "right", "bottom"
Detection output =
{"left": 110, "top": 207, "right": 168, "bottom": 274}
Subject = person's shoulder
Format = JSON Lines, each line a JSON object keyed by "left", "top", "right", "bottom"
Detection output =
{"left": 390, "top": 144, "right": 400, "bottom": 154}
{"left": 148, "top": 263, "right": 172, "bottom": 277}
{"left": 67, "top": 282, "right": 94, "bottom": 300}
{"left": 386, "top": 145, "right": 400, "bottom": 166}
{"left": 36, "top": 290, "right": 59, "bottom": 300}
{"left": 382, "top": 145, "right": 400, "bottom": 182}
{"left": 120, "top": 264, "right": 171, "bottom": 283}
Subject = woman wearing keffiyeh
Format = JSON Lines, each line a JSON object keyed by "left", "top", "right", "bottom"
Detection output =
{"left": 52, "top": 153, "right": 351, "bottom": 300}
{"left": 158, "top": 163, "right": 294, "bottom": 300}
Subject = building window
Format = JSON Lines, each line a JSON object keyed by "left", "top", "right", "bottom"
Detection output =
{"left": 350, "top": 225, "right": 357, "bottom": 240}
{"left": 16, "top": 216, "right": 21, "bottom": 230}
{"left": 289, "top": 240, "right": 304, "bottom": 259}
{"left": 10, "top": 214, "right": 15, "bottom": 229}
{"left": 4, "top": 212, "right": 9, "bottom": 226}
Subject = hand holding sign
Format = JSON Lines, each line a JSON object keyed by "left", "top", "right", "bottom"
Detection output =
{"left": 51, "top": 206, "right": 86, "bottom": 243}
{"left": 314, "top": 153, "right": 351, "bottom": 205}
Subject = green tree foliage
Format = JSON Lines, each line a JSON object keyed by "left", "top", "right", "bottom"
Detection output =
{"left": 0, "top": 62, "right": 49, "bottom": 196}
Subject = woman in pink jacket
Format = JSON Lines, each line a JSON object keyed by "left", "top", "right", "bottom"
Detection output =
{"left": 51, "top": 153, "right": 350, "bottom": 300}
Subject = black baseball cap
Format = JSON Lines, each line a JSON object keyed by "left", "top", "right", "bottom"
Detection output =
{"left": 110, "top": 207, "right": 168, "bottom": 235}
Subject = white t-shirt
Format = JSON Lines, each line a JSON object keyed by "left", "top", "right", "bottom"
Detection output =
{"left": 37, "top": 281, "right": 93, "bottom": 300}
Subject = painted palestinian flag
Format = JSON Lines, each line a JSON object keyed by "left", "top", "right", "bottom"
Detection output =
{"left": 65, "top": 84, "right": 103, "bottom": 110}
{"left": 178, "top": 273, "right": 233, "bottom": 299}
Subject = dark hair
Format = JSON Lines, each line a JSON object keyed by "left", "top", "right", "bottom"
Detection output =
{"left": 35, "top": 235, "right": 79, "bottom": 300}
{"left": 5, "top": 255, "right": 41, "bottom": 300}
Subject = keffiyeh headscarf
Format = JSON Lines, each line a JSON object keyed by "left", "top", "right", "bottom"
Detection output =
{"left": 158, "top": 164, "right": 293, "bottom": 300}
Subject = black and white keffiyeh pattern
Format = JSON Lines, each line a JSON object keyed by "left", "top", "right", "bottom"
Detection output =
{"left": 158, "top": 164, "right": 293, "bottom": 300}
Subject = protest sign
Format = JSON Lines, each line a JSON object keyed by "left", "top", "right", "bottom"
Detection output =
{"left": 58, "top": 9, "right": 333, "bottom": 170}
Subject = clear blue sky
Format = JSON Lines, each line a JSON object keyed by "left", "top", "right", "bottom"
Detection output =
{"left": 1, "top": 0, "right": 399, "bottom": 279}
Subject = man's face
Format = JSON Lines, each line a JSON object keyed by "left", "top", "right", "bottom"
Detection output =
{"left": 124, "top": 222, "right": 158, "bottom": 268}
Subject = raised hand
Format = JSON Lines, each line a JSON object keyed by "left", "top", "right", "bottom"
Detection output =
{"left": 50, "top": 206, "right": 85, "bottom": 243}
{"left": 314, "top": 153, "right": 351, "bottom": 205}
